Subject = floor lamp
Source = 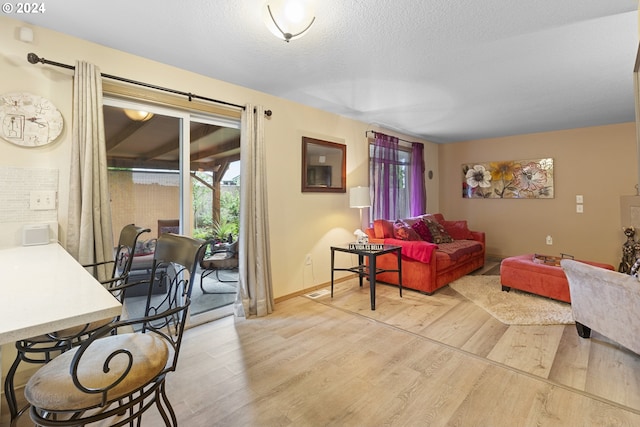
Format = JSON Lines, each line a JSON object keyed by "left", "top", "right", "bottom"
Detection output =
{"left": 349, "top": 186, "right": 371, "bottom": 230}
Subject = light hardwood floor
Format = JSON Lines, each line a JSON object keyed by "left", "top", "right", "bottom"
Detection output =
{"left": 6, "top": 267, "right": 640, "bottom": 426}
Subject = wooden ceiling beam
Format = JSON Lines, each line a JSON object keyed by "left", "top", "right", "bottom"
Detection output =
{"left": 191, "top": 138, "right": 240, "bottom": 162}
{"left": 105, "top": 118, "right": 156, "bottom": 152}
{"left": 108, "top": 151, "right": 240, "bottom": 171}
{"left": 134, "top": 125, "right": 236, "bottom": 162}
{"left": 191, "top": 124, "right": 220, "bottom": 142}
{"left": 108, "top": 157, "right": 179, "bottom": 170}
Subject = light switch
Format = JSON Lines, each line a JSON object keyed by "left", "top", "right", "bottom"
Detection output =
{"left": 576, "top": 204, "right": 584, "bottom": 213}
{"left": 30, "top": 191, "right": 56, "bottom": 210}
{"left": 576, "top": 195, "right": 583, "bottom": 204}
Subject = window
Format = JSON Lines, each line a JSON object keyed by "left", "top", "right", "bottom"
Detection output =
{"left": 369, "top": 134, "right": 425, "bottom": 221}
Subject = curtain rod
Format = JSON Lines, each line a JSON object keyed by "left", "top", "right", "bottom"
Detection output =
{"left": 27, "top": 53, "right": 273, "bottom": 117}
{"left": 365, "top": 130, "right": 421, "bottom": 146}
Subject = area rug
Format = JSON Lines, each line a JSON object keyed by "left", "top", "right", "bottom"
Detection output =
{"left": 449, "top": 275, "right": 573, "bottom": 325}
{"left": 480, "top": 263, "right": 502, "bottom": 276}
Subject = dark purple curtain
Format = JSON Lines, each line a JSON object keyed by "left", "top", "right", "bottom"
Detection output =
{"left": 371, "top": 133, "right": 400, "bottom": 220}
{"left": 410, "top": 142, "right": 426, "bottom": 216}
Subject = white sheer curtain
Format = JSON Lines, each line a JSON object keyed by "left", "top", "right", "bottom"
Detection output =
{"left": 235, "top": 104, "right": 274, "bottom": 317}
{"left": 66, "top": 61, "right": 114, "bottom": 282}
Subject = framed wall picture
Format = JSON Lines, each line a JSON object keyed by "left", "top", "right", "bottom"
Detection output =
{"left": 462, "top": 158, "right": 554, "bottom": 199}
{"left": 301, "top": 137, "right": 346, "bottom": 193}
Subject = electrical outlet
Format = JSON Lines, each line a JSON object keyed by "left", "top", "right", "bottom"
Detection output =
{"left": 546, "top": 235, "right": 553, "bottom": 245}
{"left": 576, "top": 204, "right": 584, "bottom": 213}
{"left": 305, "top": 254, "right": 312, "bottom": 265}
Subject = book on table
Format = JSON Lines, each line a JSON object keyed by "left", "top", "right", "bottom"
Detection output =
{"left": 348, "top": 243, "right": 385, "bottom": 251}
{"left": 532, "top": 253, "right": 574, "bottom": 266}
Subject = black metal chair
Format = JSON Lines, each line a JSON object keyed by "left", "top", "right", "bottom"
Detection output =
{"left": 84, "top": 224, "right": 152, "bottom": 301}
{"left": 199, "top": 239, "right": 239, "bottom": 294}
{"left": 3, "top": 224, "right": 150, "bottom": 425}
{"left": 24, "top": 233, "right": 207, "bottom": 426}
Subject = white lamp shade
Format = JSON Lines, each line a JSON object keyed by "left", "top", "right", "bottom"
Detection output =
{"left": 349, "top": 186, "right": 370, "bottom": 208}
{"left": 263, "top": 0, "right": 316, "bottom": 42}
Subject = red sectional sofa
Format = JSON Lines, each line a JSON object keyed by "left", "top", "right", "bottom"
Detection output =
{"left": 364, "top": 213, "right": 485, "bottom": 294}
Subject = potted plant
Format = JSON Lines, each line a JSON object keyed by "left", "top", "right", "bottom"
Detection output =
{"left": 212, "top": 218, "right": 238, "bottom": 243}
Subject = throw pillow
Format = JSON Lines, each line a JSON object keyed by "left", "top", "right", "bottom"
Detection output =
{"left": 411, "top": 220, "right": 433, "bottom": 242}
{"left": 393, "top": 220, "right": 421, "bottom": 241}
{"left": 373, "top": 219, "right": 394, "bottom": 239}
{"left": 420, "top": 213, "right": 436, "bottom": 222}
{"left": 440, "top": 220, "right": 474, "bottom": 240}
{"left": 401, "top": 216, "right": 422, "bottom": 227}
{"left": 424, "top": 219, "right": 453, "bottom": 244}
{"left": 135, "top": 239, "right": 156, "bottom": 255}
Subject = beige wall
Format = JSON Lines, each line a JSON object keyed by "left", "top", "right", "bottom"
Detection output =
{"left": 2, "top": 12, "right": 635, "bottom": 410}
{"left": 3, "top": 16, "right": 634, "bottom": 293}
{"left": 0, "top": 16, "right": 438, "bottom": 299}
{"left": 439, "top": 122, "right": 637, "bottom": 267}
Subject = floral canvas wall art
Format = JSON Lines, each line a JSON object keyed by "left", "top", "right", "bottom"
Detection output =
{"left": 462, "top": 158, "right": 554, "bottom": 199}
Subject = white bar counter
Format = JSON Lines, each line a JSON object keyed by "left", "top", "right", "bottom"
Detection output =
{"left": 0, "top": 243, "right": 122, "bottom": 345}
{"left": 0, "top": 243, "right": 122, "bottom": 423}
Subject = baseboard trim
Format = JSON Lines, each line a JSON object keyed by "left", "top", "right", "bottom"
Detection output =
{"left": 274, "top": 274, "right": 357, "bottom": 304}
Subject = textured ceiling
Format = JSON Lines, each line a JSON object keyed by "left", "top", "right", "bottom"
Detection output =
{"left": 20, "top": 0, "right": 639, "bottom": 143}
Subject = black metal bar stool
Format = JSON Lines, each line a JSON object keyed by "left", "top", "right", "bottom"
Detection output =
{"left": 23, "top": 233, "right": 206, "bottom": 426}
{"left": 3, "top": 224, "right": 150, "bottom": 425}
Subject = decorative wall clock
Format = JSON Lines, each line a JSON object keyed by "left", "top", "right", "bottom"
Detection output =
{"left": 0, "top": 92, "right": 64, "bottom": 147}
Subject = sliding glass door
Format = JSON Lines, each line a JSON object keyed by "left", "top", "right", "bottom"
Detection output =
{"left": 103, "top": 98, "right": 240, "bottom": 325}
{"left": 188, "top": 114, "right": 241, "bottom": 324}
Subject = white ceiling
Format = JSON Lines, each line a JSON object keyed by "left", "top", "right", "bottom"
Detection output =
{"left": 21, "top": 0, "right": 639, "bottom": 143}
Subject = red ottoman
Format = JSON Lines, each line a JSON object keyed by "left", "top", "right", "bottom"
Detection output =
{"left": 500, "top": 254, "right": 615, "bottom": 303}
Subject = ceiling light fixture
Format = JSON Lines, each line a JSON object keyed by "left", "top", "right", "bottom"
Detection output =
{"left": 263, "top": 0, "right": 315, "bottom": 43}
{"left": 123, "top": 109, "right": 154, "bottom": 122}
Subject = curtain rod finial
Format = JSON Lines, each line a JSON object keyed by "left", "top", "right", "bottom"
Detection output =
{"left": 27, "top": 52, "right": 41, "bottom": 64}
